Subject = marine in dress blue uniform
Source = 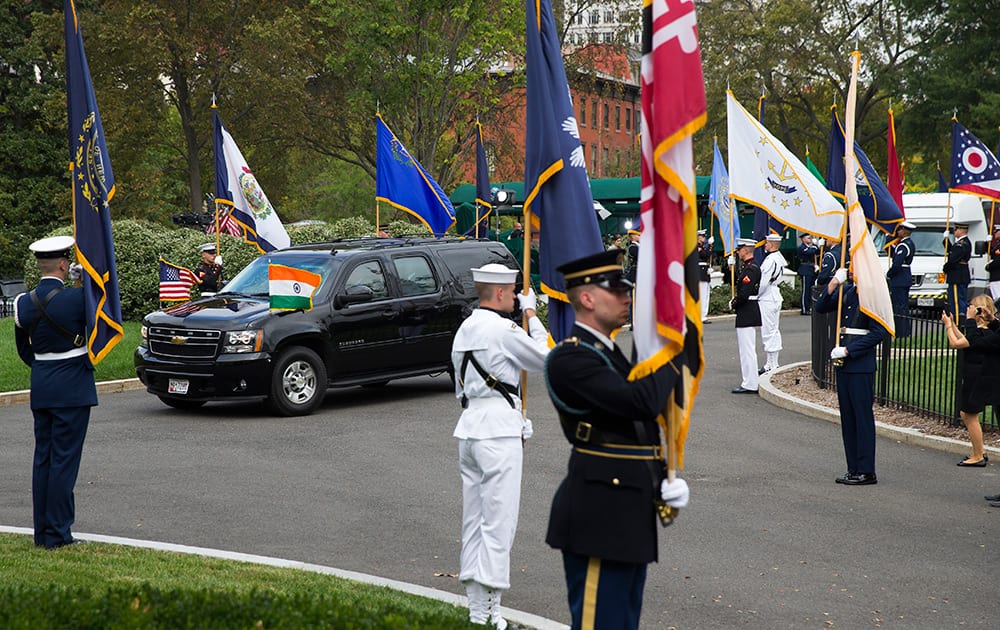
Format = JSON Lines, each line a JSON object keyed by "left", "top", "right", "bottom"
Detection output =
{"left": 544, "top": 250, "right": 689, "bottom": 630}
{"left": 731, "top": 239, "right": 762, "bottom": 393}
{"left": 985, "top": 226, "right": 1000, "bottom": 301}
{"left": 13, "top": 236, "right": 98, "bottom": 548}
{"left": 796, "top": 234, "right": 820, "bottom": 314}
{"left": 943, "top": 224, "right": 972, "bottom": 322}
{"left": 814, "top": 268, "right": 888, "bottom": 485}
{"left": 886, "top": 221, "right": 915, "bottom": 338}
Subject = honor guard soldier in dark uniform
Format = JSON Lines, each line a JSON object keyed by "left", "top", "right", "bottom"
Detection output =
{"left": 195, "top": 242, "right": 223, "bottom": 295}
{"left": 14, "top": 236, "right": 98, "bottom": 549}
{"left": 731, "top": 238, "right": 762, "bottom": 393}
{"left": 815, "top": 266, "right": 889, "bottom": 486}
{"left": 624, "top": 228, "right": 640, "bottom": 284}
{"left": 943, "top": 223, "right": 972, "bottom": 322}
{"left": 886, "top": 221, "right": 916, "bottom": 337}
{"left": 544, "top": 249, "right": 689, "bottom": 630}
{"left": 696, "top": 229, "right": 713, "bottom": 322}
{"left": 986, "top": 225, "right": 1000, "bottom": 302}
{"left": 816, "top": 236, "right": 841, "bottom": 286}
{"left": 796, "top": 233, "right": 820, "bottom": 314}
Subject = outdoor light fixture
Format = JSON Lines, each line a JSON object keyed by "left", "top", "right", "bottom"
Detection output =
{"left": 492, "top": 189, "right": 516, "bottom": 207}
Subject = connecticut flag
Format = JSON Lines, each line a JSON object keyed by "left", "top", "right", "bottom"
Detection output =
{"left": 269, "top": 264, "right": 322, "bottom": 311}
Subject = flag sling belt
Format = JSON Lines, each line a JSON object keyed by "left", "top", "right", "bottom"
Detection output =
{"left": 458, "top": 351, "right": 518, "bottom": 409}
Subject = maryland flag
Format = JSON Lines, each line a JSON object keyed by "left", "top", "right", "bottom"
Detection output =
{"left": 632, "top": 0, "right": 706, "bottom": 470}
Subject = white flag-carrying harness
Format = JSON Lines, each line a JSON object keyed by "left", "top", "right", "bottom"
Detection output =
{"left": 727, "top": 91, "right": 844, "bottom": 240}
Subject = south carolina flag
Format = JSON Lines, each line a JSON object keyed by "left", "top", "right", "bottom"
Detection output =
{"left": 269, "top": 264, "right": 322, "bottom": 311}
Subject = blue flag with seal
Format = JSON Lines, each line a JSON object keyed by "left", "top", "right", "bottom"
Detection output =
{"left": 826, "top": 107, "right": 904, "bottom": 235}
{"left": 65, "top": 0, "right": 122, "bottom": 365}
{"left": 709, "top": 138, "right": 739, "bottom": 254}
{"left": 464, "top": 121, "right": 493, "bottom": 237}
{"left": 524, "top": 0, "right": 603, "bottom": 342}
{"left": 376, "top": 114, "right": 456, "bottom": 237}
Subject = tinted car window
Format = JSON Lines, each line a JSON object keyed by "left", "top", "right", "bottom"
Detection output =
{"left": 438, "top": 246, "right": 521, "bottom": 294}
{"left": 394, "top": 256, "right": 437, "bottom": 296}
{"left": 345, "top": 260, "right": 389, "bottom": 299}
{"left": 222, "top": 254, "right": 338, "bottom": 295}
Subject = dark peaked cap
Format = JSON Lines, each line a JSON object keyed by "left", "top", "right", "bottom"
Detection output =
{"left": 557, "top": 249, "right": 633, "bottom": 290}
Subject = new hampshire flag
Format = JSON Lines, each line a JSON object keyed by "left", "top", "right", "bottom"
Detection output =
{"left": 269, "top": 264, "right": 322, "bottom": 311}
{"left": 214, "top": 109, "right": 291, "bottom": 253}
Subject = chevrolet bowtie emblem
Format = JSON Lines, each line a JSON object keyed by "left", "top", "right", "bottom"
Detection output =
{"left": 170, "top": 336, "right": 187, "bottom": 344}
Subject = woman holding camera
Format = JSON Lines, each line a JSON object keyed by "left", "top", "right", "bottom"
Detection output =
{"left": 942, "top": 294, "right": 1000, "bottom": 466}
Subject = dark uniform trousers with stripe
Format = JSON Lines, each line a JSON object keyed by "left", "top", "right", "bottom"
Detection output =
{"left": 545, "top": 326, "right": 679, "bottom": 630}
{"left": 944, "top": 236, "right": 971, "bottom": 322}
{"left": 14, "top": 277, "right": 97, "bottom": 549}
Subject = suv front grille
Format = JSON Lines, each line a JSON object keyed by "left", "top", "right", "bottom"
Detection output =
{"left": 148, "top": 326, "right": 221, "bottom": 360}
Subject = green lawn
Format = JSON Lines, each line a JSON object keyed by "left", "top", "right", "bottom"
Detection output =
{"left": 0, "top": 533, "right": 473, "bottom": 628}
{"left": 0, "top": 319, "right": 141, "bottom": 392}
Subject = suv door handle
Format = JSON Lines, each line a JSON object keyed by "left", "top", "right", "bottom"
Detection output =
{"left": 380, "top": 309, "right": 397, "bottom": 318}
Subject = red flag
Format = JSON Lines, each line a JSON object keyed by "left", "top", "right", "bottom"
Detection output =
{"left": 632, "top": 0, "right": 706, "bottom": 469}
{"left": 887, "top": 107, "right": 905, "bottom": 217}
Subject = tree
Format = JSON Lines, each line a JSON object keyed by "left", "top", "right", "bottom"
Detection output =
{"left": 0, "top": 0, "right": 69, "bottom": 276}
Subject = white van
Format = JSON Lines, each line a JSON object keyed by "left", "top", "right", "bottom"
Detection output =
{"left": 874, "top": 192, "right": 992, "bottom": 309}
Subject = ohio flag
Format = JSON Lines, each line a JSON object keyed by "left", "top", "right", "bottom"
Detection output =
{"left": 269, "top": 264, "right": 322, "bottom": 311}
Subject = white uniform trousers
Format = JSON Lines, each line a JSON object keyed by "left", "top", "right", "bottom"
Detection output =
{"left": 759, "top": 299, "right": 782, "bottom": 369}
{"left": 700, "top": 281, "right": 710, "bottom": 321}
{"left": 459, "top": 436, "right": 523, "bottom": 590}
{"left": 737, "top": 326, "right": 760, "bottom": 390}
{"left": 990, "top": 280, "right": 1000, "bottom": 301}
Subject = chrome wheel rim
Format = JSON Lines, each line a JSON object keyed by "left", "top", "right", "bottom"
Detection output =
{"left": 281, "top": 360, "right": 316, "bottom": 405}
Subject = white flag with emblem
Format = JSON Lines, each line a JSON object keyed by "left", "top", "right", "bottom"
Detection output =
{"left": 727, "top": 91, "right": 844, "bottom": 240}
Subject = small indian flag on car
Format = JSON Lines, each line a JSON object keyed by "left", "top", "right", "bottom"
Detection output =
{"left": 268, "top": 264, "right": 322, "bottom": 311}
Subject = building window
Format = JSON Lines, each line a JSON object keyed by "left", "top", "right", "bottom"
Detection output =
{"left": 625, "top": 108, "right": 631, "bottom": 132}
{"left": 591, "top": 143, "right": 598, "bottom": 172}
{"left": 615, "top": 105, "right": 621, "bottom": 131}
{"left": 603, "top": 103, "right": 609, "bottom": 129}
{"left": 603, "top": 147, "right": 609, "bottom": 176}
{"left": 592, "top": 101, "right": 598, "bottom": 128}
{"left": 635, "top": 108, "right": 641, "bottom": 131}
{"left": 580, "top": 97, "right": 586, "bottom": 126}
{"left": 590, "top": 10, "right": 600, "bottom": 25}
{"left": 605, "top": 10, "right": 614, "bottom": 22}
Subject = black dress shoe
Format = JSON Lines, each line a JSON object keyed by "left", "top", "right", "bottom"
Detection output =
{"left": 758, "top": 367, "right": 767, "bottom": 375}
{"left": 834, "top": 472, "right": 857, "bottom": 484}
{"left": 990, "top": 501, "right": 1000, "bottom": 508}
{"left": 839, "top": 473, "right": 877, "bottom": 486}
{"left": 984, "top": 493, "right": 1000, "bottom": 502}
{"left": 731, "top": 387, "right": 758, "bottom": 394}
{"left": 48, "top": 539, "right": 85, "bottom": 550}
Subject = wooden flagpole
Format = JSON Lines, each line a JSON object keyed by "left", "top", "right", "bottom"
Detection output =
{"left": 520, "top": 211, "right": 533, "bottom": 416}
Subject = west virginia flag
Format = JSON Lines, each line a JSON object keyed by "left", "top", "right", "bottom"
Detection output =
{"left": 65, "top": 0, "right": 122, "bottom": 365}
{"left": 524, "top": 0, "right": 604, "bottom": 342}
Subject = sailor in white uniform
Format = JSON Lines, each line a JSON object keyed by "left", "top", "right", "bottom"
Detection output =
{"left": 758, "top": 233, "right": 787, "bottom": 373}
{"left": 451, "top": 263, "right": 549, "bottom": 628}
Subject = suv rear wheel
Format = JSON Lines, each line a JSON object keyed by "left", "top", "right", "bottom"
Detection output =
{"left": 268, "top": 347, "right": 327, "bottom": 416}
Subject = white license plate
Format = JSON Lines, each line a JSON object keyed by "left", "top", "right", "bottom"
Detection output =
{"left": 917, "top": 297, "right": 935, "bottom": 307}
{"left": 168, "top": 379, "right": 190, "bottom": 395}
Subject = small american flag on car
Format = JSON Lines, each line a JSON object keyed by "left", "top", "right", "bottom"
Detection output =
{"left": 159, "top": 258, "right": 197, "bottom": 302}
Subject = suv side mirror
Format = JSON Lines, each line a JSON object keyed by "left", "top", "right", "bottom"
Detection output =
{"left": 335, "top": 285, "right": 375, "bottom": 308}
{"left": 975, "top": 240, "right": 988, "bottom": 256}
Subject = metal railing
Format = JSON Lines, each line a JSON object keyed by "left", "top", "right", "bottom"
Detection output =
{"left": 811, "top": 307, "right": 999, "bottom": 432}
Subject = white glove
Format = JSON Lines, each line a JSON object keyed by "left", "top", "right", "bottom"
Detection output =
{"left": 660, "top": 478, "right": 689, "bottom": 508}
{"left": 68, "top": 263, "right": 83, "bottom": 281}
{"left": 943, "top": 229, "right": 951, "bottom": 239}
{"left": 726, "top": 255, "right": 735, "bottom": 266}
{"left": 833, "top": 268, "right": 848, "bottom": 284}
{"left": 214, "top": 254, "right": 223, "bottom": 266}
{"left": 521, "top": 418, "right": 533, "bottom": 440}
{"left": 817, "top": 238, "right": 826, "bottom": 248}
{"left": 814, "top": 264, "right": 820, "bottom": 274}
{"left": 516, "top": 288, "right": 537, "bottom": 312}
{"left": 707, "top": 236, "right": 715, "bottom": 246}
{"left": 830, "top": 346, "right": 848, "bottom": 360}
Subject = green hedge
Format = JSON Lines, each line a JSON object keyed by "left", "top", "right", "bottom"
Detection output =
{"left": 0, "top": 583, "right": 474, "bottom": 629}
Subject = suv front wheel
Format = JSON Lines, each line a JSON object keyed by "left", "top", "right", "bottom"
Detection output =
{"left": 268, "top": 347, "right": 327, "bottom": 416}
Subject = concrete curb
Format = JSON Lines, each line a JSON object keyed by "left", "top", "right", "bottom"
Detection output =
{"left": 0, "top": 525, "right": 568, "bottom": 630}
{"left": 759, "top": 362, "right": 1000, "bottom": 458}
{"left": 0, "top": 378, "right": 145, "bottom": 406}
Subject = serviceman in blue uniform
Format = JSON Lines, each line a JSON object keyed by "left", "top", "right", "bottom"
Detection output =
{"left": 943, "top": 223, "right": 972, "bottom": 322}
{"left": 544, "top": 249, "right": 690, "bottom": 630}
{"left": 987, "top": 225, "right": 1000, "bottom": 301}
{"left": 796, "top": 233, "right": 820, "bottom": 314}
{"left": 886, "top": 221, "right": 915, "bottom": 337}
{"left": 14, "top": 235, "right": 98, "bottom": 548}
{"left": 814, "top": 265, "right": 889, "bottom": 486}
{"left": 816, "top": 236, "right": 841, "bottom": 287}
{"left": 696, "top": 229, "right": 713, "bottom": 322}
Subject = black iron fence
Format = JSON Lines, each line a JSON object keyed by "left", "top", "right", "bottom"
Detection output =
{"left": 811, "top": 307, "right": 999, "bottom": 432}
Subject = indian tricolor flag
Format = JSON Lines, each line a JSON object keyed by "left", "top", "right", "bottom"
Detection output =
{"left": 268, "top": 264, "right": 322, "bottom": 311}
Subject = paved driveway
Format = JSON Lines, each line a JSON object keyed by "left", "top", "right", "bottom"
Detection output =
{"left": 1, "top": 313, "right": 997, "bottom": 628}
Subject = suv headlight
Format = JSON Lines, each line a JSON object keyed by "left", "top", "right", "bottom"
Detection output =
{"left": 139, "top": 325, "right": 148, "bottom": 348}
{"left": 223, "top": 330, "right": 263, "bottom": 354}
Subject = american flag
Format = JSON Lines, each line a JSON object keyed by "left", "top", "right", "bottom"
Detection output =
{"left": 159, "top": 259, "right": 197, "bottom": 302}
{"left": 632, "top": 0, "right": 706, "bottom": 470}
{"left": 205, "top": 207, "right": 243, "bottom": 237}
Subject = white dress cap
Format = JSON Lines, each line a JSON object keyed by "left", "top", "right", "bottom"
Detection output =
{"left": 765, "top": 233, "right": 782, "bottom": 242}
{"left": 29, "top": 235, "right": 75, "bottom": 258}
{"left": 471, "top": 263, "right": 519, "bottom": 284}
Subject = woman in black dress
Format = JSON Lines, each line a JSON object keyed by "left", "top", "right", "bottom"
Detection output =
{"left": 942, "top": 294, "right": 1000, "bottom": 466}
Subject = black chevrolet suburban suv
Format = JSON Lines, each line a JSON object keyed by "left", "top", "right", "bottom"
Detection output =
{"left": 135, "top": 238, "right": 520, "bottom": 416}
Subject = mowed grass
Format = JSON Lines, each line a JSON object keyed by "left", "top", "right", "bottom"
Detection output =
{"left": 0, "top": 319, "right": 141, "bottom": 392}
{"left": 0, "top": 533, "right": 474, "bottom": 628}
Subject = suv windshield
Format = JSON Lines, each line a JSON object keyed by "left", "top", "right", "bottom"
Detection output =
{"left": 221, "top": 253, "right": 340, "bottom": 296}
